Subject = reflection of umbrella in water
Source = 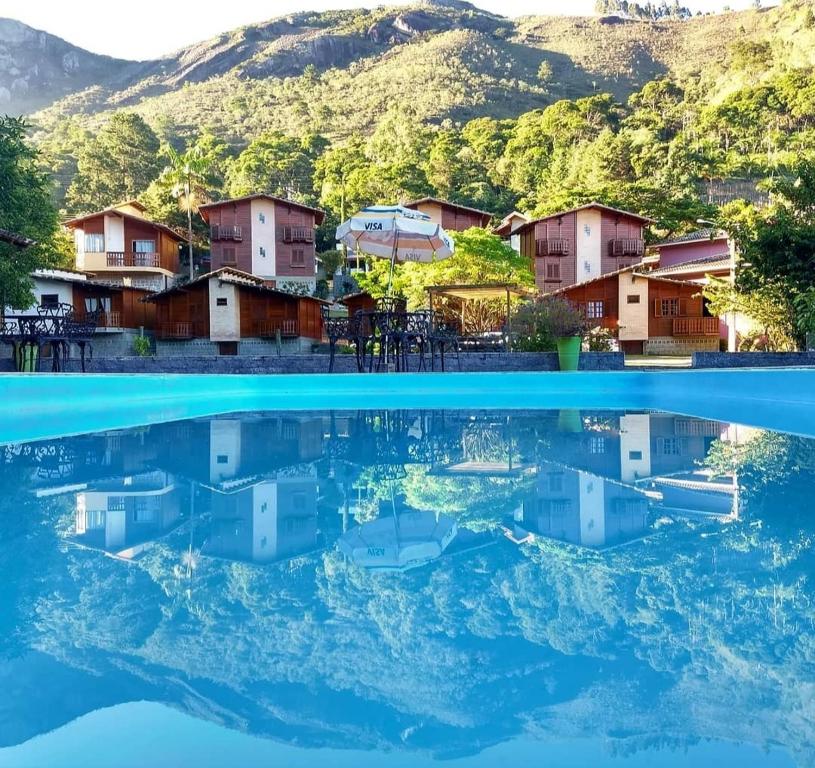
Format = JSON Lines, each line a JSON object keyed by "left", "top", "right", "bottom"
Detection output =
{"left": 338, "top": 510, "right": 457, "bottom": 572}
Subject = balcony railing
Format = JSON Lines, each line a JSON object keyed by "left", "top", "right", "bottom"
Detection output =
{"left": 76, "top": 311, "right": 121, "bottom": 329}
{"left": 106, "top": 251, "right": 161, "bottom": 268}
{"left": 535, "top": 238, "right": 569, "bottom": 256}
{"left": 156, "top": 321, "right": 197, "bottom": 340}
{"left": 281, "top": 226, "right": 314, "bottom": 243}
{"left": 672, "top": 317, "right": 719, "bottom": 336}
{"left": 254, "top": 319, "right": 298, "bottom": 338}
{"left": 609, "top": 238, "right": 645, "bottom": 257}
{"left": 210, "top": 225, "right": 243, "bottom": 241}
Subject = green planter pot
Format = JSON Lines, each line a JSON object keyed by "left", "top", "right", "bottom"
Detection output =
{"left": 556, "top": 336, "right": 581, "bottom": 371}
{"left": 15, "top": 344, "right": 38, "bottom": 372}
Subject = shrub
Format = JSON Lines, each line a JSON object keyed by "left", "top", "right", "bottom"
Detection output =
{"left": 512, "top": 296, "right": 587, "bottom": 351}
{"left": 584, "top": 325, "right": 616, "bottom": 351}
{"left": 133, "top": 335, "right": 152, "bottom": 356}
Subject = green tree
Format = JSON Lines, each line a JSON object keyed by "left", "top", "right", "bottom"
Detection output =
{"left": 66, "top": 113, "right": 162, "bottom": 213}
{"left": 152, "top": 134, "right": 227, "bottom": 281}
{"left": 226, "top": 131, "right": 326, "bottom": 201}
{"left": 355, "top": 228, "right": 534, "bottom": 309}
{"left": 0, "top": 117, "right": 65, "bottom": 310}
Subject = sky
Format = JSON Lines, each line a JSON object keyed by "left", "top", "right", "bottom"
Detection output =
{"left": 2, "top": 0, "right": 753, "bottom": 60}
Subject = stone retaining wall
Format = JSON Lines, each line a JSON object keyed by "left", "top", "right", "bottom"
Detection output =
{"left": 0, "top": 351, "right": 625, "bottom": 374}
{"left": 692, "top": 351, "right": 815, "bottom": 368}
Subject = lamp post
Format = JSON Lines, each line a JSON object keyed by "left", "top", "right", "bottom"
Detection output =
{"left": 698, "top": 218, "right": 738, "bottom": 352}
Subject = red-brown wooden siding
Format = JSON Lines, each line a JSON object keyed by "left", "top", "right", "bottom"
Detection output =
{"left": 439, "top": 208, "right": 489, "bottom": 231}
{"left": 153, "top": 282, "right": 211, "bottom": 337}
{"left": 207, "top": 200, "right": 254, "bottom": 273}
{"left": 647, "top": 281, "right": 705, "bottom": 337}
{"left": 556, "top": 273, "right": 620, "bottom": 331}
{"left": 71, "top": 284, "right": 156, "bottom": 330}
{"left": 275, "top": 203, "right": 317, "bottom": 278}
{"left": 599, "top": 211, "right": 643, "bottom": 274}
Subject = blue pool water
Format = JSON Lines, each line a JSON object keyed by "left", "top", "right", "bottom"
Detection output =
{"left": 0, "top": 396, "right": 813, "bottom": 767}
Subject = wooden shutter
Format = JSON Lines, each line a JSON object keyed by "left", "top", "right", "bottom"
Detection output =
{"left": 678, "top": 298, "right": 689, "bottom": 317}
{"left": 654, "top": 299, "right": 662, "bottom": 317}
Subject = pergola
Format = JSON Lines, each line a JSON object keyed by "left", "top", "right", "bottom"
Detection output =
{"left": 425, "top": 283, "right": 534, "bottom": 352}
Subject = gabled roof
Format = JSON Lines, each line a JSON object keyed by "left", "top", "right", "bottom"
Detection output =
{"left": 542, "top": 265, "right": 702, "bottom": 297}
{"left": 515, "top": 202, "right": 654, "bottom": 235}
{"left": 404, "top": 197, "right": 493, "bottom": 222}
{"left": 647, "top": 253, "right": 733, "bottom": 277}
{"left": 198, "top": 194, "right": 326, "bottom": 225}
{"left": 654, "top": 227, "right": 727, "bottom": 248}
{"left": 31, "top": 268, "right": 154, "bottom": 292}
{"left": 63, "top": 203, "right": 187, "bottom": 243}
{"left": 0, "top": 229, "right": 36, "bottom": 248}
{"left": 492, "top": 211, "right": 530, "bottom": 237}
{"left": 143, "top": 267, "right": 328, "bottom": 303}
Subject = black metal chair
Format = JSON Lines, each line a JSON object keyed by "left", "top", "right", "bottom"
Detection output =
{"left": 393, "top": 311, "right": 430, "bottom": 372}
{"left": 63, "top": 309, "right": 100, "bottom": 372}
{"left": 428, "top": 314, "right": 462, "bottom": 372}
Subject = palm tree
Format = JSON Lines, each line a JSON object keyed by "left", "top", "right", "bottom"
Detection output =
{"left": 160, "top": 142, "right": 217, "bottom": 282}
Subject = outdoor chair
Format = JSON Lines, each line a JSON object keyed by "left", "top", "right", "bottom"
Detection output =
{"left": 392, "top": 311, "right": 430, "bottom": 372}
{"left": 428, "top": 315, "right": 462, "bottom": 372}
{"left": 322, "top": 305, "right": 372, "bottom": 373}
{"left": 62, "top": 309, "right": 100, "bottom": 372}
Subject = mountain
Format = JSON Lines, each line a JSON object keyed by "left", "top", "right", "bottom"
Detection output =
{"left": 8, "top": 1, "right": 815, "bottom": 143}
{"left": 0, "top": 18, "right": 139, "bottom": 114}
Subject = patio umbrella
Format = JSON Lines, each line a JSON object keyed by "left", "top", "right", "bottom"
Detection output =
{"left": 337, "top": 510, "right": 458, "bottom": 572}
{"left": 336, "top": 205, "right": 455, "bottom": 292}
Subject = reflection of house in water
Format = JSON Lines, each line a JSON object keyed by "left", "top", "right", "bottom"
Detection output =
{"left": 509, "top": 462, "right": 652, "bottom": 550}
{"left": 201, "top": 476, "right": 321, "bottom": 565}
{"left": 67, "top": 470, "right": 188, "bottom": 561}
{"left": 154, "top": 414, "right": 325, "bottom": 486}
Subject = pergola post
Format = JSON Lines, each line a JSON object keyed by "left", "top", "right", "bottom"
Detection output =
{"left": 506, "top": 286, "right": 512, "bottom": 352}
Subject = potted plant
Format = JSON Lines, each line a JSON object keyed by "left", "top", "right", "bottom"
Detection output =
{"left": 542, "top": 297, "right": 586, "bottom": 371}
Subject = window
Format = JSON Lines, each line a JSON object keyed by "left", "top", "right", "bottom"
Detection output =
{"left": 589, "top": 436, "right": 606, "bottom": 454}
{"left": 40, "top": 294, "right": 59, "bottom": 309}
{"left": 628, "top": 450, "right": 643, "bottom": 461}
{"left": 107, "top": 497, "right": 126, "bottom": 512}
{"left": 586, "top": 301, "right": 604, "bottom": 320}
{"left": 84, "top": 296, "right": 111, "bottom": 313}
{"left": 627, "top": 294, "right": 641, "bottom": 304}
{"left": 216, "top": 454, "right": 229, "bottom": 464}
{"left": 658, "top": 437, "right": 684, "bottom": 456}
{"left": 132, "top": 239, "right": 155, "bottom": 253}
{"left": 222, "top": 247, "right": 237, "bottom": 265}
{"left": 218, "top": 341, "right": 238, "bottom": 356}
{"left": 660, "top": 298, "right": 680, "bottom": 317}
{"left": 258, "top": 212, "right": 266, "bottom": 224}
{"left": 545, "top": 261, "right": 560, "bottom": 281}
{"left": 259, "top": 246, "right": 266, "bottom": 258}
{"left": 216, "top": 297, "right": 228, "bottom": 307}
{"left": 84, "top": 233, "right": 104, "bottom": 252}
{"left": 291, "top": 248, "right": 305, "bottom": 266}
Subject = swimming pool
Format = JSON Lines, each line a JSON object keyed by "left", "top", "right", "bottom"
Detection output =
{"left": 0, "top": 371, "right": 813, "bottom": 767}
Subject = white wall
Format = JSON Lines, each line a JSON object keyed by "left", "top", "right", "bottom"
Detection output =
{"left": 74, "top": 227, "right": 85, "bottom": 270}
{"left": 618, "top": 271, "right": 649, "bottom": 341}
{"left": 251, "top": 482, "right": 278, "bottom": 562}
{"left": 578, "top": 471, "right": 606, "bottom": 547}
{"left": 104, "top": 214, "right": 124, "bottom": 252}
{"left": 250, "top": 198, "right": 277, "bottom": 279}
{"left": 209, "top": 419, "right": 242, "bottom": 483}
{"left": 208, "top": 279, "right": 241, "bottom": 342}
{"left": 575, "top": 208, "right": 602, "bottom": 281}
{"left": 619, "top": 414, "right": 652, "bottom": 483}
{"left": 8, "top": 276, "right": 74, "bottom": 318}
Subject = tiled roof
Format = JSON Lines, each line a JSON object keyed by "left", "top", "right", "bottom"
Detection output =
{"left": 654, "top": 228, "right": 727, "bottom": 247}
{"left": 648, "top": 254, "right": 732, "bottom": 277}
{"left": 0, "top": 228, "right": 36, "bottom": 248}
{"left": 514, "top": 201, "right": 654, "bottom": 235}
{"left": 199, "top": 194, "right": 326, "bottom": 225}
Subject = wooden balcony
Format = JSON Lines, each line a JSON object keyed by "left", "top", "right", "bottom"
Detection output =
{"left": 106, "top": 251, "right": 161, "bottom": 268}
{"left": 76, "top": 311, "right": 121, "bottom": 329}
{"left": 156, "top": 321, "right": 197, "bottom": 340}
{"left": 535, "top": 238, "right": 569, "bottom": 256}
{"left": 210, "top": 225, "right": 243, "bottom": 241}
{"left": 254, "top": 319, "right": 298, "bottom": 338}
{"left": 609, "top": 238, "right": 645, "bottom": 257}
{"left": 672, "top": 317, "right": 719, "bottom": 336}
{"left": 281, "top": 226, "right": 314, "bottom": 243}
